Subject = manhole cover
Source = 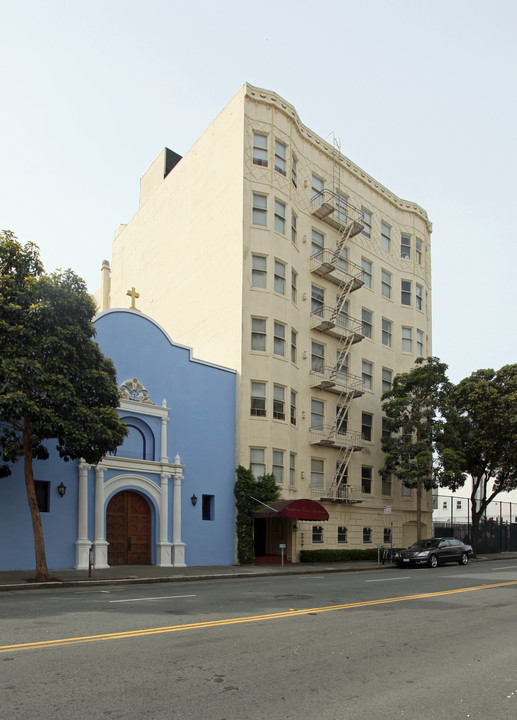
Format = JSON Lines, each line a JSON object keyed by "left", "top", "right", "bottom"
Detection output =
{"left": 275, "top": 594, "right": 312, "bottom": 600}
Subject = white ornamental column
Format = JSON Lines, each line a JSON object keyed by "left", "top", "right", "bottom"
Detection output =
{"left": 93, "top": 464, "right": 109, "bottom": 568}
{"left": 75, "top": 461, "right": 91, "bottom": 569}
{"left": 171, "top": 453, "right": 186, "bottom": 567}
{"left": 157, "top": 472, "right": 172, "bottom": 566}
{"left": 160, "top": 400, "right": 169, "bottom": 462}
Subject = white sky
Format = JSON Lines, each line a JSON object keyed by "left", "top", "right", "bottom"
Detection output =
{"left": 2, "top": 0, "right": 516, "bottom": 383}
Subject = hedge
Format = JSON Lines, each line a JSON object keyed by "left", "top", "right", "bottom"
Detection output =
{"left": 299, "top": 548, "right": 382, "bottom": 563}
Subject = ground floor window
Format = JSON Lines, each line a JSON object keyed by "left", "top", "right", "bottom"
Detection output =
{"left": 202, "top": 494, "right": 214, "bottom": 521}
{"left": 384, "top": 527, "right": 391, "bottom": 543}
{"left": 363, "top": 527, "right": 372, "bottom": 543}
{"left": 338, "top": 526, "right": 348, "bottom": 543}
{"left": 312, "top": 526, "right": 324, "bottom": 543}
{"left": 35, "top": 480, "right": 50, "bottom": 513}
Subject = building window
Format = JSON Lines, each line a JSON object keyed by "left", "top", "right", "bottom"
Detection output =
{"left": 361, "top": 258, "right": 372, "bottom": 288}
{"left": 432, "top": 495, "right": 438, "bottom": 510}
{"left": 336, "top": 406, "right": 348, "bottom": 435}
{"left": 291, "top": 329, "right": 297, "bottom": 363}
{"left": 311, "top": 399, "right": 325, "bottom": 429}
{"left": 311, "top": 284, "right": 324, "bottom": 317}
{"left": 362, "top": 360, "right": 373, "bottom": 390}
{"left": 273, "top": 321, "right": 286, "bottom": 356}
{"left": 443, "top": 500, "right": 448, "bottom": 509}
{"left": 251, "top": 317, "right": 266, "bottom": 351}
{"left": 402, "top": 483, "right": 412, "bottom": 497}
{"left": 274, "top": 200, "right": 286, "bottom": 234}
{"left": 337, "top": 246, "right": 348, "bottom": 273}
{"left": 291, "top": 269, "right": 297, "bottom": 303}
{"left": 384, "top": 527, "right": 391, "bottom": 543}
{"left": 253, "top": 132, "right": 268, "bottom": 167}
{"left": 289, "top": 453, "right": 296, "bottom": 486}
{"left": 290, "top": 390, "right": 297, "bottom": 426}
{"left": 252, "top": 193, "right": 267, "bottom": 226}
{"left": 336, "top": 297, "right": 348, "bottom": 329}
{"left": 401, "top": 280, "right": 412, "bottom": 306}
{"left": 416, "top": 284, "right": 423, "bottom": 310}
{"left": 362, "top": 466, "right": 372, "bottom": 494}
{"left": 274, "top": 260, "right": 286, "bottom": 295}
{"left": 402, "top": 326, "right": 412, "bottom": 353}
{"left": 416, "top": 329, "right": 424, "bottom": 357}
{"left": 273, "top": 385, "right": 285, "bottom": 420}
{"left": 336, "top": 461, "right": 348, "bottom": 486}
{"left": 363, "top": 527, "right": 372, "bottom": 544}
{"left": 274, "top": 140, "right": 287, "bottom": 176}
{"left": 382, "top": 417, "right": 390, "bottom": 439}
{"left": 362, "top": 209, "right": 372, "bottom": 238}
{"left": 34, "top": 480, "right": 50, "bottom": 513}
{"left": 381, "top": 222, "right": 391, "bottom": 251}
{"left": 382, "top": 318, "right": 392, "bottom": 347}
{"left": 202, "top": 494, "right": 214, "bottom": 521}
{"left": 310, "top": 459, "right": 324, "bottom": 489}
{"left": 362, "top": 413, "right": 373, "bottom": 442}
{"left": 338, "top": 526, "right": 348, "bottom": 543}
{"left": 250, "top": 448, "right": 265, "bottom": 478}
{"left": 251, "top": 382, "right": 266, "bottom": 417}
{"left": 311, "top": 340, "right": 325, "bottom": 374}
{"left": 336, "top": 350, "right": 348, "bottom": 381}
{"left": 336, "top": 191, "right": 348, "bottom": 223}
{"left": 401, "top": 233, "right": 411, "bottom": 259}
{"left": 312, "top": 525, "right": 324, "bottom": 543}
{"left": 291, "top": 212, "right": 297, "bottom": 244}
{"left": 311, "top": 174, "right": 324, "bottom": 204}
{"left": 416, "top": 238, "right": 423, "bottom": 265}
{"left": 291, "top": 154, "right": 297, "bottom": 187}
{"left": 311, "top": 228, "right": 325, "bottom": 259}
{"left": 252, "top": 254, "right": 267, "bottom": 288}
{"left": 381, "top": 270, "right": 392, "bottom": 299}
{"left": 382, "top": 473, "right": 392, "bottom": 496}
{"left": 272, "top": 450, "right": 284, "bottom": 483}
{"left": 361, "top": 308, "right": 373, "bottom": 339}
{"left": 382, "top": 367, "right": 393, "bottom": 394}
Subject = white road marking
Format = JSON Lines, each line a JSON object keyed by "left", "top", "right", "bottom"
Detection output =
{"left": 365, "top": 577, "right": 410, "bottom": 582}
{"left": 108, "top": 594, "right": 196, "bottom": 603}
{"left": 491, "top": 565, "right": 517, "bottom": 571}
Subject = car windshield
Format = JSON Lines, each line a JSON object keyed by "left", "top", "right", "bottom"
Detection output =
{"left": 409, "top": 539, "right": 440, "bottom": 550}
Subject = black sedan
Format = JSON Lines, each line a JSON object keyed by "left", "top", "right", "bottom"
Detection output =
{"left": 394, "top": 537, "right": 474, "bottom": 568}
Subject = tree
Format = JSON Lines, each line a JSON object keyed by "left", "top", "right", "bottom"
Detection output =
{"left": 0, "top": 231, "right": 127, "bottom": 581}
{"left": 234, "top": 466, "right": 280, "bottom": 564}
{"left": 438, "top": 364, "right": 517, "bottom": 550}
{"left": 381, "top": 356, "right": 453, "bottom": 540}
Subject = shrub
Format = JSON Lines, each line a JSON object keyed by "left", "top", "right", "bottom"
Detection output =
{"left": 299, "top": 548, "right": 381, "bottom": 563}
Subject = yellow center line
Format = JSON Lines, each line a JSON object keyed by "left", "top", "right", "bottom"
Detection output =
{"left": 2, "top": 580, "right": 516, "bottom": 653}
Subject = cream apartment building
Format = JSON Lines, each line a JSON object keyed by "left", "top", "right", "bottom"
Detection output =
{"left": 96, "top": 83, "right": 433, "bottom": 561}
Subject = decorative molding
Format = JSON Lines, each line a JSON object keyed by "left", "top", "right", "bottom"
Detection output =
{"left": 119, "top": 378, "right": 154, "bottom": 404}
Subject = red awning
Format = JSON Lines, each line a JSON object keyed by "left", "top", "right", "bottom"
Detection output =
{"left": 252, "top": 499, "right": 329, "bottom": 521}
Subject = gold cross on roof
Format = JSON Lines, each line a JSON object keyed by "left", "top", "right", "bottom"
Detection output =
{"left": 126, "top": 286, "right": 140, "bottom": 310}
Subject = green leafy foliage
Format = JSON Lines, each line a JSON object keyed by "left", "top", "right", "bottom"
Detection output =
{"left": 234, "top": 466, "right": 280, "bottom": 564}
{"left": 439, "top": 364, "right": 517, "bottom": 548}
{"left": 0, "top": 231, "right": 128, "bottom": 579}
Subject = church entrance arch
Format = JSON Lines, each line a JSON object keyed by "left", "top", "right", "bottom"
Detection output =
{"left": 106, "top": 490, "right": 151, "bottom": 565}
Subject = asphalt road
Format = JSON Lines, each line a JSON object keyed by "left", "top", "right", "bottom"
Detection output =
{"left": 1, "top": 560, "right": 516, "bottom": 720}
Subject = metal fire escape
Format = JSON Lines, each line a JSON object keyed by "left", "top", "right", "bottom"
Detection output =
{"left": 309, "top": 141, "right": 366, "bottom": 502}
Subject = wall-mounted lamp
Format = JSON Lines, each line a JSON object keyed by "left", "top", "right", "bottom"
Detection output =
{"left": 191, "top": 493, "right": 198, "bottom": 507}
{"left": 57, "top": 482, "right": 67, "bottom": 497}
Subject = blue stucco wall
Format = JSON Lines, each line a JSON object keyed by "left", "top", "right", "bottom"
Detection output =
{"left": 0, "top": 310, "right": 236, "bottom": 571}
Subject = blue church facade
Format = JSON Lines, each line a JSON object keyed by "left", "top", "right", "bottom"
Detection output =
{"left": 0, "top": 310, "right": 236, "bottom": 571}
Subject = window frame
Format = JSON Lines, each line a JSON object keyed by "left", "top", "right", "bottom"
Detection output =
{"left": 361, "top": 258, "right": 373, "bottom": 288}
{"left": 362, "top": 209, "right": 372, "bottom": 238}
{"left": 273, "top": 320, "right": 286, "bottom": 356}
{"left": 381, "top": 269, "right": 392, "bottom": 299}
{"left": 251, "top": 254, "right": 267, "bottom": 288}
{"left": 252, "top": 192, "right": 267, "bottom": 227}
{"left": 251, "top": 316, "right": 267, "bottom": 352}
{"left": 250, "top": 381, "right": 266, "bottom": 417}
{"left": 274, "top": 139, "right": 287, "bottom": 176}
{"left": 252, "top": 132, "right": 268, "bottom": 167}
{"left": 361, "top": 308, "right": 373, "bottom": 339}
{"left": 401, "top": 233, "right": 411, "bottom": 259}
{"left": 274, "top": 199, "right": 286, "bottom": 234}
{"left": 274, "top": 260, "right": 286, "bottom": 295}
{"left": 273, "top": 384, "right": 286, "bottom": 421}
{"left": 381, "top": 221, "right": 391, "bottom": 251}
{"left": 382, "top": 318, "right": 392, "bottom": 347}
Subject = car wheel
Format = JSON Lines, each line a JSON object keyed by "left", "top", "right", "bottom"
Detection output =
{"left": 429, "top": 554, "right": 438, "bottom": 568}
{"left": 459, "top": 552, "right": 468, "bottom": 566}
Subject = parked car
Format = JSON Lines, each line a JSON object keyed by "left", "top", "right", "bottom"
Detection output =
{"left": 394, "top": 537, "right": 474, "bottom": 568}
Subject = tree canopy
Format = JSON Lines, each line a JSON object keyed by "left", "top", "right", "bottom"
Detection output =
{"left": 0, "top": 231, "right": 127, "bottom": 580}
{"left": 380, "top": 356, "right": 454, "bottom": 539}
{"left": 438, "top": 364, "right": 517, "bottom": 548}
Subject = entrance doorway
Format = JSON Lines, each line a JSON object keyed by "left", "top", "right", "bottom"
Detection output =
{"left": 106, "top": 490, "right": 152, "bottom": 565}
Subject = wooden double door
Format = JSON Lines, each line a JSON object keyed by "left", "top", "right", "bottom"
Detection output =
{"left": 106, "top": 490, "right": 151, "bottom": 565}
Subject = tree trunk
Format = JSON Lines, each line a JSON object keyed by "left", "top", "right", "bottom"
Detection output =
{"left": 23, "top": 428, "right": 49, "bottom": 582}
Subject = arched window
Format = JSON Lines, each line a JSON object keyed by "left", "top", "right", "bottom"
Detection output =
{"left": 117, "top": 417, "right": 155, "bottom": 461}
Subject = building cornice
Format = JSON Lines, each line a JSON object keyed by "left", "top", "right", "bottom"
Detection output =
{"left": 245, "top": 83, "right": 432, "bottom": 232}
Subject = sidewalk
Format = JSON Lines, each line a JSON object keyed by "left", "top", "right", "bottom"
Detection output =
{"left": 1, "top": 552, "right": 516, "bottom": 592}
